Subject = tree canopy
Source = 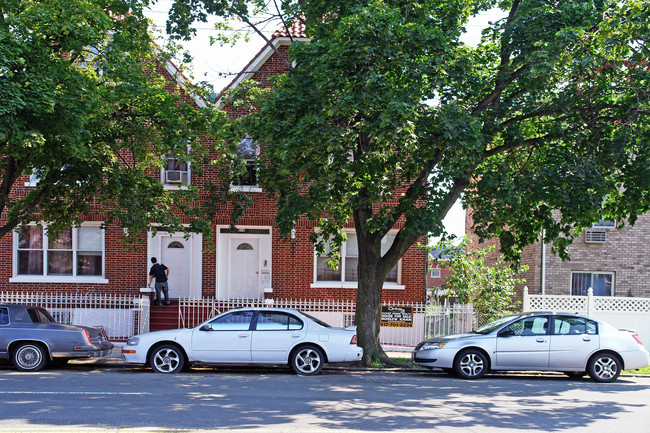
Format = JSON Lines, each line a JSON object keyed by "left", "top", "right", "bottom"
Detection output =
{"left": 0, "top": 0, "right": 230, "bottom": 240}
{"left": 168, "top": 0, "right": 649, "bottom": 364}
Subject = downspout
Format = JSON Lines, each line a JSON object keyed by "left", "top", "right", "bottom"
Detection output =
{"left": 540, "top": 229, "right": 546, "bottom": 295}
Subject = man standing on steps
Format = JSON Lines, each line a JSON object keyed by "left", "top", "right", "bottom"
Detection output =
{"left": 148, "top": 257, "right": 170, "bottom": 306}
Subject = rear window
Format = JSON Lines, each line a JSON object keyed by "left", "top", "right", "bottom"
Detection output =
{"left": 300, "top": 312, "right": 332, "bottom": 328}
{"left": 27, "top": 308, "right": 55, "bottom": 323}
{"left": 0, "top": 308, "right": 8, "bottom": 325}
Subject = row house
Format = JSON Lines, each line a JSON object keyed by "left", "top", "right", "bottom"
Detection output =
{"left": 1, "top": 24, "right": 427, "bottom": 315}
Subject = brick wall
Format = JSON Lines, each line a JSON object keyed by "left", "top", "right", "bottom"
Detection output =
{"left": 466, "top": 207, "right": 650, "bottom": 298}
{"left": 538, "top": 213, "right": 650, "bottom": 297}
{"left": 0, "top": 39, "right": 427, "bottom": 304}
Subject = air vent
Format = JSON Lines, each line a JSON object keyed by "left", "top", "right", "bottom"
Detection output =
{"left": 584, "top": 229, "right": 606, "bottom": 243}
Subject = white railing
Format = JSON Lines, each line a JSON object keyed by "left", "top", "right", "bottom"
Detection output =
{"left": 178, "top": 297, "right": 474, "bottom": 347}
{"left": 0, "top": 291, "right": 150, "bottom": 341}
{"left": 523, "top": 287, "right": 650, "bottom": 346}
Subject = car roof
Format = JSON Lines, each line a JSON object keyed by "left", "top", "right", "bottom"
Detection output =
{"left": 223, "top": 307, "right": 302, "bottom": 314}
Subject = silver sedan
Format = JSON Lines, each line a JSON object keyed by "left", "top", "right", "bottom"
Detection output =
{"left": 413, "top": 312, "right": 649, "bottom": 382}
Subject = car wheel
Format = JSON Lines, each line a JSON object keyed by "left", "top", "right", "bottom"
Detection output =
{"left": 587, "top": 352, "right": 621, "bottom": 383}
{"left": 290, "top": 345, "right": 324, "bottom": 376}
{"left": 150, "top": 344, "right": 185, "bottom": 374}
{"left": 454, "top": 349, "right": 487, "bottom": 380}
{"left": 13, "top": 343, "right": 48, "bottom": 372}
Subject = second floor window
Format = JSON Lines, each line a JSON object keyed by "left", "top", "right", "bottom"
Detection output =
{"left": 164, "top": 152, "right": 189, "bottom": 185}
{"left": 232, "top": 137, "right": 258, "bottom": 187}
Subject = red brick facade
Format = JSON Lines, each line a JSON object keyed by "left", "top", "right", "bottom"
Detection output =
{"left": 1, "top": 36, "right": 427, "bottom": 304}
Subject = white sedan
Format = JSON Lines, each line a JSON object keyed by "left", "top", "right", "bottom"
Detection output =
{"left": 122, "top": 308, "right": 363, "bottom": 375}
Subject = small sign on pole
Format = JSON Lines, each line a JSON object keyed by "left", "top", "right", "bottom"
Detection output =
{"left": 380, "top": 305, "right": 413, "bottom": 328}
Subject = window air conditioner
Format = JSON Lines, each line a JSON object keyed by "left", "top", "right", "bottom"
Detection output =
{"left": 165, "top": 170, "right": 188, "bottom": 184}
{"left": 584, "top": 229, "right": 606, "bottom": 243}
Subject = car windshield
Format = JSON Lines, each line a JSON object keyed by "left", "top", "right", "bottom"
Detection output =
{"left": 475, "top": 315, "right": 518, "bottom": 334}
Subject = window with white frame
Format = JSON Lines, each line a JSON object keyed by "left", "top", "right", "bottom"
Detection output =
{"left": 430, "top": 267, "right": 441, "bottom": 278}
{"left": 163, "top": 150, "right": 190, "bottom": 185}
{"left": 571, "top": 272, "right": 613, "bottom": 296}
{"left": 231, "top": 136, "right": 259, "bottom": 188}
{"left": 15, "top": 225, "right": 104, "bottom": 278}
{"left": 315, "top": 232, "right": 398, "bottom": 284}
{"left": 24, "top": 169, "right": 43, "bottom": 187}
{"left": 593, "top": 220, "right": 615, "bottom": 228}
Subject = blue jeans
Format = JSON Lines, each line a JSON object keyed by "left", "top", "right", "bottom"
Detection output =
{"left": 154, "top": 281, "right": 169, "bottom": 304}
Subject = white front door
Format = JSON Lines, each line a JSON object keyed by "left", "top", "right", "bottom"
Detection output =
{"left": 229, "top": 238, "right": 261, "bottom": 299}
{"left": 161, "top": 236, "right": 191, "bottom": 299}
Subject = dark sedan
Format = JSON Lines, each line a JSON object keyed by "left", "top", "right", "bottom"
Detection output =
{"left": 0, "top": 304, "right": 114, "bottom": 371}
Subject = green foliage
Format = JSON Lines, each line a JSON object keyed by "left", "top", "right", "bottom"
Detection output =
{"left": 0, "top": 0, "right": 231, "bottom": 240}
{"left": 434, "top": 237, "right": 525, "bottom": 322}
{"left": 166, "top": 0, "right": 650, "bottom": 363}
{"left": 209, "top": 0, "right": 650, "bottom": 264}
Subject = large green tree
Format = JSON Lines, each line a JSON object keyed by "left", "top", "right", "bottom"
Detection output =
{"left": 0, "top": 0, "right": 231, "bottom": 240}
{"left": 168, "top": 0, "right": 650, "bottom": 365}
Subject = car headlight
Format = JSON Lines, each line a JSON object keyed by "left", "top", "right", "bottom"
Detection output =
{"left": 421, "top": 342, "right": 446, "bottom": 350}
{"left": 126, "top": 336, "right": 140, "bottom": 346}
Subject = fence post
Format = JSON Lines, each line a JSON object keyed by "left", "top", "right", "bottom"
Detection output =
{"left": 523, "top": 286, "right": 530, "bottom": 311}
{"left": 139, "top": 295, "right": 150, "bottom": 334}
{"left": 587, "top": 287, "right": 594, "bottom": 316}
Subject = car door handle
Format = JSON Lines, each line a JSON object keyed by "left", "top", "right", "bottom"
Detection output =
{"left": 239, "top": 334, "right": 249, "bottom": 338}
{"left": 291, "top": 334, "right": 302, "bottom": 339}
{"left": 536, "top": 338, "right": 546, "bottom": 343}
{"left": 583, "top": 336, "right": 591, "bottom": 342}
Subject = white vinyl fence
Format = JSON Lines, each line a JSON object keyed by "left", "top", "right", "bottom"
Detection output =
{"left": 178, "top": 298, "right": 476, "bottom": 347}
{"left": 0, "top": 291, "right": 150, "bottom": 341}
{"left": 523, "top": 287, "right": 650, "bottom": 345}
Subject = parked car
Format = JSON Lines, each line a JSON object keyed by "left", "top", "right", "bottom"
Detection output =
{"left": 0, "top": 304, "right": 114, "bottom": 371}
{"left": 413, "top": 312, "right": 650, "bottom": 382}
{"left": 122, "top": 307, "right": 363, "bottom": 375}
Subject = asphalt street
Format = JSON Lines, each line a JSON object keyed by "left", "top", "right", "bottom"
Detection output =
{"left": 0, "top": 360, "right": 649, "bottom": 433}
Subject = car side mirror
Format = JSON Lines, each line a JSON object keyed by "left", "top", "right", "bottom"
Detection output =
{"left": 200, "top": 324, "right": 212, "bottom": 331}
{"left": 499, "top": 329, "right": 515, "bottom": 337}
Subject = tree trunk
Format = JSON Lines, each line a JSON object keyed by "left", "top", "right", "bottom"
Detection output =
{"left": 355, "top": 236, "right": 399, "bottom": 367}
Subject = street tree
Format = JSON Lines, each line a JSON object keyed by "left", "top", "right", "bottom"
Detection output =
{"left": 167, "top": 0, "right": 650, "bottom": 365}
{"left": 0, "top": 0, "right": 232, "bottom": 241}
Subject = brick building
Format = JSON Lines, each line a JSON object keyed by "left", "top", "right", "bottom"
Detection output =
{"left": 466, "top": 210, "right": 650, "bottom": 298}
{"left": 1, "top": 25, "right": 427, "bottom": 305}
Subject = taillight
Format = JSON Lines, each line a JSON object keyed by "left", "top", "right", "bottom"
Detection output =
{"left": 82, "top": 329, "right": 92, "bottom": 345}
{"left": 632, "top": 334, "right": 644, "bottom": 346}
{"left": 350, "top": 335, "right": 357, "bottom": 345}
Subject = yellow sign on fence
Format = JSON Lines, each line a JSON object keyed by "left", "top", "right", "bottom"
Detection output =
{"left": 380, "top": 305, "right": 413, "bottom": 327}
